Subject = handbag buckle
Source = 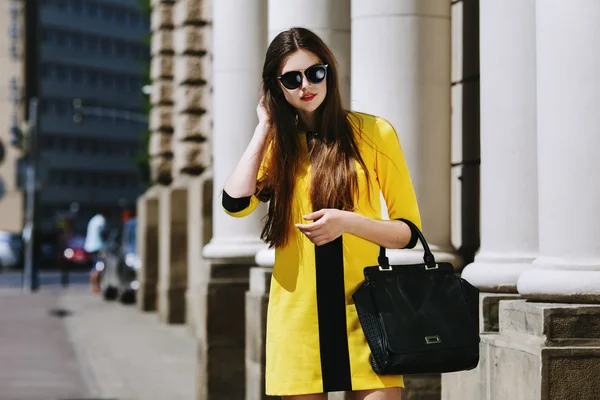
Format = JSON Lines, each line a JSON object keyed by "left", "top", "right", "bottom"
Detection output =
{"left": 424, "top": 264, "right": 438, "bottom": 271}
{"left": 378, "top": 265, "right": 393, "bottom": 271}
{"left": 425, "top": 335, "right": 441, "bottom": 345}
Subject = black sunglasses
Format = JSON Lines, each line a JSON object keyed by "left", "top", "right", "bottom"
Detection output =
{"left": 277, "top": 64, "right": 328, "bottom": 90}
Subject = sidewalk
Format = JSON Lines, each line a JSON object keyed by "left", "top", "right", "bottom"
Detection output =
{"left": 0, "top": 288, "right": 88, "bottom": 400}
{"left": 0, "top": 286, "right": 196, "bottom": 400}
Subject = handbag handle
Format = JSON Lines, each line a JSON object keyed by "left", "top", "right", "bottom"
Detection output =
{"left": 378, "top": 218, "right": 436, "bottom": 267}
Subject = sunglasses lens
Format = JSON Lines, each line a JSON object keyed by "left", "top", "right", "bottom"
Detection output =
{"left": 280, "top": 72, "right": 302, "bottom": 89}
{"left": 306, "top": 65, "right": 326, "bottom": 84}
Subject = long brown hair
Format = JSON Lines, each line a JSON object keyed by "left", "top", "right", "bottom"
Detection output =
{"left": 259, "top": 27, "right": 370, "bottom": 248}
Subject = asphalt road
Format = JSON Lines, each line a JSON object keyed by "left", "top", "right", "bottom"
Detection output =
{"left": 0, "top": 270, "right": 90, "bottom": 288}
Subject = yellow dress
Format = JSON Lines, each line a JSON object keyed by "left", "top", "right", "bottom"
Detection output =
{"left": 223, "top": 112, "right": 421, "bottom": 396}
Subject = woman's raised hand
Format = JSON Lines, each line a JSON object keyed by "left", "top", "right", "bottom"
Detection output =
{"left": 257, "top": 96, "right": 270, "bottom": 128}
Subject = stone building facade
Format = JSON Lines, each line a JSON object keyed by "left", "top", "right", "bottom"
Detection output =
{"left": 0, "top": 1, "right": 24, "bottom": 234}
{"left": 137, "top": 1, "right": 600, "bottom": 399}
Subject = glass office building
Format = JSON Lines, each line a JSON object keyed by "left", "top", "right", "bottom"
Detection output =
{"left": 36, "top": 0, "right": 149, "bottom": 233}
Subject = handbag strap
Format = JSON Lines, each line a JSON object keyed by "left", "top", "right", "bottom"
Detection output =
{"left": 378, "top": 218, "right": 436, "bottom": 267}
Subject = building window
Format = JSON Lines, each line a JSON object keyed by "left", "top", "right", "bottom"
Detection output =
{"left": 56, "top": 31, "right": 68, "bottom": 47}
{"left": 71, "top": 34, "right": 83, "bottom": 50}
{"left": 59, "top": 171, "right": 68, "bottom": 186}
{"left": 41, "top": 63, "right": 52, "bottom": 79}
{"left": 115, "top": 8, "right": 126, "bottom": 24}
{"left": 56, "top": 0, "right": 68, "bottom": 11}
{"left": 101, "top": 4, "right": 114, "bottom": 22}
{"left": 115, "top": 75, "right": 127, "bottom": 89}
{"left": 85, "top": 35, "right": 98, "bottom": 52}
{"left": 42, "top": 136, "right": 56, "bottom": 150}
{"left": 128, "top": 11, "right": 140, "bottom": 27}
{"left": 56, "top": 65, "right": 68, "bottom": 82}
{"left": 116, "top": 41, "right": 127, "bottom": 57}
{"left": 127, "top": 76, "right": 140, "bottom": 92}
{"left": 69, "top": 0, "right": 83, "bottom": 15}
{"left": 86, "top": 1, "right": 99, "bottom": 18}
{"left": 100, "top": 72, "right": 113, "bottom": 89}
{"left": 74, "top": 172, "right": 84, "bottom": 187}
{"left": 42, "top": 29, "right": 55, "bottom": 45}
{"left": 59, "top": 137, "right": 69, "bottom": 152}
{"left": 101, "top": 37, "right": 112, "bottom": 56}
{"left": 86, "top": 69, "right": 99, "bottom": 87}
{"left": 54, "top": 99, "right": 68, "bottom": 116}
{"left": 71, "top": 67, "right": 83, "bottom": 84}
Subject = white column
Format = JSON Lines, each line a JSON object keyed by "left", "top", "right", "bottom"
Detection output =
{"left": 517, "top": 0, "right": 600, "bottom": 302}
{"left": 202, "top": 0, "right": 268, "bottom": 261}
{"left": 460, "top": 0, "right": 538, "bottom": 292}
{"left": 268, "top": 0, "right": 351, "bottom": 107}
{"left": 351, "top": 1, "right": 458, "bottom": 265}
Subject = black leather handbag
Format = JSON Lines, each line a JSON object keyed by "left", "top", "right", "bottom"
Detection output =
{"left": 352, "top": 219, "right": 480, "bottom": 375}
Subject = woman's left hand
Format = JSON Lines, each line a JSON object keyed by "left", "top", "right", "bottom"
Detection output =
{"left": 295, "top": 209, "right": 352, "bottom": 246}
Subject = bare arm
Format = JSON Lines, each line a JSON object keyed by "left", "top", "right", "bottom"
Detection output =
{"left": 223, "top": 98, "right": 271, "bottom": 198}
{"left": 296, "top": 209, "right": 414, "bottom": 249}
{"left": 223, "top": 122, "right": 270, "bottom": 198}
{"left": 343, "top": 212, "right": 413, "bottom": 249}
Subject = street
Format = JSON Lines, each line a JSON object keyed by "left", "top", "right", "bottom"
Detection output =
{"left": 0, "top": 284, "right": 196, "bottom": 400}
{"left": 0, "top": 270, "right": 90, "bottom": 289}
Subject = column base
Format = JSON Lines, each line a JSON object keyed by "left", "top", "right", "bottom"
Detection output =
{"left": 255, "top": 247, "right": 274, "bottom": 267}
{"left": 185, "top": 172, "right": 213, "bottom": 335}
{"left": 196, "top": 260, "right": 253, "bottom": 400}
{"left": 157, "top": 184, "right": 189, "bottom": 324}
{"left": 517, "top": 257, "right": 600, "bottom": 303}
{"left": 387, "top": 246, "right": 463, "bottom": 270}
{"left": 461, "top": 252, "right": 536, "bottom": 292}
{"left": 158, "top": 285, "right": 186, "bottom": 324}
{"left": 203, "top": 237, "right": 266, "bottom": 263}
{"left": 136, "top": 188, "right": 161, "bottom": 312}
{"left": 246, "top": 266, "right": 276, "bottom": 400}
{"left": 442, "top": 300, "right": 600, "bottom": 400}
{"left": 479, "top": 292, "right": 521, "bottom": 333}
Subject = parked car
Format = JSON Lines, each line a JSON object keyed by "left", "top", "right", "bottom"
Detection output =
{"left": 58, "top": 235, "right": 94, "bottom": 269}
{"left": 98, "top": 218, "right": 139, "bottom": 304}
{"left": 0, "top": 231, "right": 23, "bottom": 270}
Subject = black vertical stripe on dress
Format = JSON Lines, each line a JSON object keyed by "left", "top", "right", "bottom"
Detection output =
{"left": 315, "top": 236, "right": 352, "bottom": 392}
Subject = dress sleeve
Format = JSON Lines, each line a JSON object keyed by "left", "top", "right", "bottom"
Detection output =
{"left": 221, "top": 143, "right": 271, "bottom": 218}
{"left": 374, "top": 117, "right": 422, "bottom": 247}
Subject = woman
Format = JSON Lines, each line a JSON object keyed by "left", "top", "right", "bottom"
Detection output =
{"left": 222, "top": 27, "right": 421, "bottom": 400}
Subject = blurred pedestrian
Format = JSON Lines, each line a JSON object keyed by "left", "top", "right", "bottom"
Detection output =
{"left": 221, "top": 28, "right": 421, "bottom": 399}
{"left": 84, "top": 208, "right": 109, "bottom": 293}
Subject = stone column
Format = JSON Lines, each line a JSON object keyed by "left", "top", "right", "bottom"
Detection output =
{"left": 156, "top": 0, "right": 213, "bottom": 326}
{"left": 268, "top": 0, "right": 350, "bottom": 107}
{"left": 199, "top": 0, "right": 268, "bottom": 398}
{"left": 444, "top": 2, "right": 600, "bottom": 399}
{"left": 442, "top": 2, "right": 537, "bottom": 398}
{"left": 517, "top": 0, "right": 600, "bottom": 303}
{"left": 351, "top": 2, "right": 456, "bottom": 398}
{"left": 351, "top": 1, "right": 459, "bottom": 269}
{"left": 460, "top": 0, "right": 538, "bottom": 295}
{"left": 149, "top": 0, "right": 175, "bottom": 186}
{"left": 137, "top": 188, "right": 160, "bottom": 311}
